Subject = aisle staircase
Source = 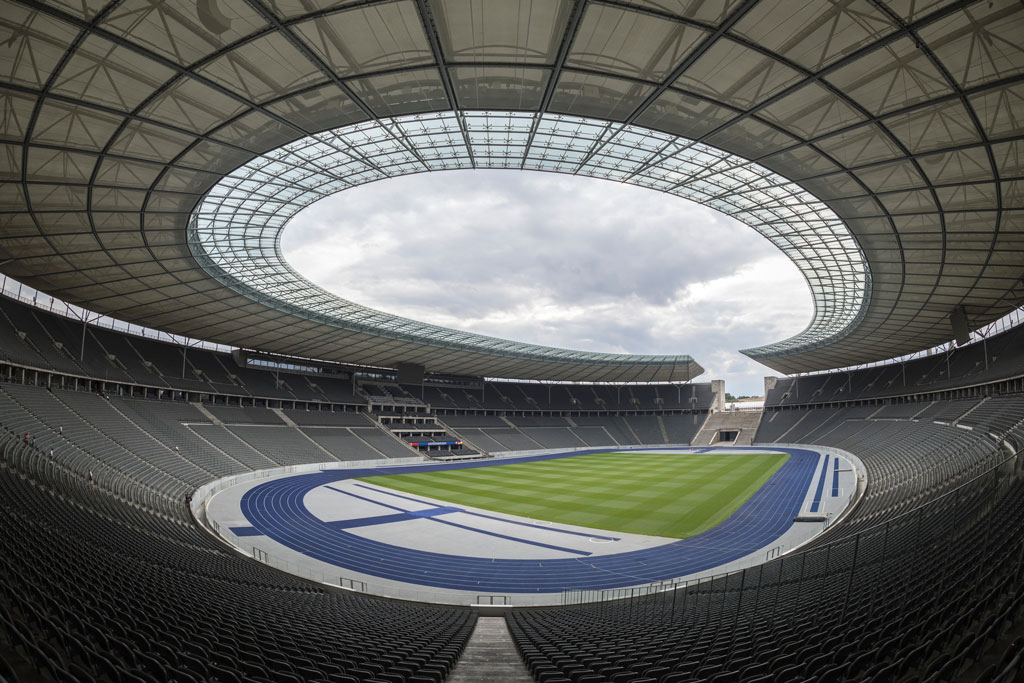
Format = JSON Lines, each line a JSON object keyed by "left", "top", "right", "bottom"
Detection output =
{"left": 693, "top": 410, "right": 763, "bottom": 446}
{"left": 447, "top": 618, "right": 532, "bottom": 683}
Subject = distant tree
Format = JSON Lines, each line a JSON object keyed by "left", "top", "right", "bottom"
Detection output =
{"left": 725, "top": 392, "right": 737, "bottom": 401}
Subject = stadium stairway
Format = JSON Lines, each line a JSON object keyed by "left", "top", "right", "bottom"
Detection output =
{"left": 447, "top": 617, "right": 532, "bottom": 683}
{"left": 693, "top": 410, "right": 763, "bottom": 446}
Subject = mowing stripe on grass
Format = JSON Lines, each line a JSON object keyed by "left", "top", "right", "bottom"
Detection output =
{"left": 353, "top": 482, "right": 620, "bottom": 540}
{"left": 238, "top": 447, "right": 821, "bottom": 592}
{"left": 360, "top": 451, "right": 789, "bottom": 539}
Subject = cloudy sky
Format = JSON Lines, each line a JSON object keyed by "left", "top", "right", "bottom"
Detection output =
{"left": 282, "top": 170, "right": 812, "bottom": 397}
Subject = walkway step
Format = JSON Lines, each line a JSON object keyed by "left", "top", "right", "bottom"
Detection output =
{"left": 448, "top": 617, "right": 532, "bottom": 683}
{"left": 191, "top": 402, "right": 223, "bottom": 425}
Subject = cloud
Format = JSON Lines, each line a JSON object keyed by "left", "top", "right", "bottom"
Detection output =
{"left": 283, "top": 170, "right": 812, "bottom": 396}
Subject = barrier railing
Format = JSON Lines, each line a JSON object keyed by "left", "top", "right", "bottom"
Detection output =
{"left": 338, "top": 577, "right": 366, "bottom": 592}
{"left": 197, "top": 445, "right": 864, "bottom": 606}
{"left": 562, "top": 578, "right": 687, "bottom": 606}
{"left": 476, "top": 595, "right": 511, "bottom": 605}
{"left": 191, "top": 457, "right": 524, "bottom": 604}
{"left": 560, "top": 441, "right": 1021, "bottom": 616}
{"left": 487, "top": 443, "right": 695, "bottom": 458}
{"left": 5, "top": 420, "right": 1020, "bottom": 612}
{"left": 212, "top": 531, "right": 521, "bottom": 604}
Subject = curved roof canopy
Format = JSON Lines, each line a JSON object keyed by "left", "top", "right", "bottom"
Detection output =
{"left": 1, "top": 0, "right": 1023, "bottom": 379}
{"left": 190, "top": 110, "right": 865, "bottom": 377}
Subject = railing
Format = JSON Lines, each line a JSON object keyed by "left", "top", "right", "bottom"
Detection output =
{"left": 563, "top": 578, "right": 687, "bottom": 606}
{"left": 338, "top": 577, "right": 366, "bottom": 592}
{"left": 367, "top": 396, "right": 425, "bottom": 406}
{"left": 476, "top": 595, "right": 511, "bottom": 605}
{"left": 210, "top": 535, "right": 522, "bottom": 605}
{"left": 192, "top": 443, "right": 866, "bottom": 606}
{"left": 724, "top": 404, "right": 765, "bottom": 412}
{"left": 190, "top": 457, "right": 528, "bottom": 605}
{"left": 487, "top": 443, "right": 694, "bottom": 458}
{"left": 559, "top": 441, "right": 1022, "bottom": 616}
{"left": 6, "top": 414, "right": 1021, "bottom": 615}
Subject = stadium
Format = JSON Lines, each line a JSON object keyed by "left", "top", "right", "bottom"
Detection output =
{"left": 1, "top": 0, "right": 1023, "bottom": 681}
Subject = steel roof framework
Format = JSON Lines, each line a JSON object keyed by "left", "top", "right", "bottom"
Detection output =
{"left": 0, "top": 0, "right": 1022, "bottom": 378}
{"left": 189, "top": 109, "right": 866, "bottom": 371}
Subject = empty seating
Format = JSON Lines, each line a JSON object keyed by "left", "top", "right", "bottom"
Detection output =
{"left": 283, "top": 409, "right": 373, "bottom": 427}
{"left": 0, "top": 428, "right": 475, "bottom": 683}
{"left": 4, "top": 293, "right": 1023, "bottom": 683}
{"left": 510, "top": 396, "right": 1024, "bottom": 683}
{"left": 302, "top": 427, "right": 394, "bottom": 461}
{"left": 764, "top": 324, "right": 1024, "bottom": 405}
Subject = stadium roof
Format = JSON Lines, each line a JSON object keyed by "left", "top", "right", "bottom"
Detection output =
{"left": 1, "top": 0, "right": 1022, "bottom": 379}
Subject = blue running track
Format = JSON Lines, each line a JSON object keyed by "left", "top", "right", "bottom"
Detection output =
{"left": 238, "top": 447, "right": 820, "bottom": 593}
{"left": 810, "top": 454, "right": 829, "bottom": 512}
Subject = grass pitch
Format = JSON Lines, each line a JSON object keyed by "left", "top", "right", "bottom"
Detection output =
{"left": 359, "top": 451, "right": 788, "bottom": 539}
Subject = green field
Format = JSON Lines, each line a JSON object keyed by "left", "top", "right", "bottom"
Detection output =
{"left": 359, "top": 451, "right": 788, "bottom": 539}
